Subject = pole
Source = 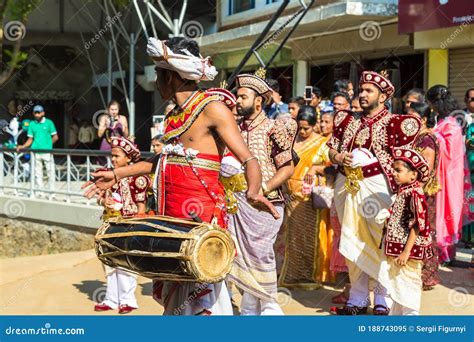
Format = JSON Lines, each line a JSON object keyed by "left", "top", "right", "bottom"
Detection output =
{"left": 107, "top": 40, "right": 113, "bottom": 103}
{"left": 129, "top": 33, "right": 136, "bottom": 136}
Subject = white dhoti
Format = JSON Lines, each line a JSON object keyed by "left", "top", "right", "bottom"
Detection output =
{"left": 153, "top": 280, "right": 233, "bottom": 316}
{"left": 102, "top": 266, "right": 138, "bottom": 309}
{"left": 334, "top": 173, "right": 393, "bottom": 309}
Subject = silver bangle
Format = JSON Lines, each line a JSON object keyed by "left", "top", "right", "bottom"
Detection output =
{"left": 242, "top": 156, "right": 257, "bottom": 168}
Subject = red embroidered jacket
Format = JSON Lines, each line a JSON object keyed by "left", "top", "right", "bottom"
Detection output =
{"left": 326, "top": 107, "right": 421, "bottom": 192}
{"left": 384, "top": 181, "right": 433, "bottom": 260}
{"left": 109, "top": 175, "right": 151, "bottom": 217}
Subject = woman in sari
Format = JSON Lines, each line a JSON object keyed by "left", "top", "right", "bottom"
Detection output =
{"left": 279, "top": 106, "right": 334, "bottom": 288}
{"left": 465, "top": 122, "right": 474, "bottom": 247}
{"left": 427, "top": 85, "right": 465, "bottom": 264}
{"left": 408, "top": 102, "right": 441, "bottom": 290}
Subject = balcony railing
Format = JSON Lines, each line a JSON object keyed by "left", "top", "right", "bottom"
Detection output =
{"left": 0, "top": 148, "right": 153, "bottom": 205}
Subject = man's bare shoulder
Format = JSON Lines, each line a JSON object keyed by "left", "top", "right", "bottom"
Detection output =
{"left": 202, "top": 100, "right": 234, "bottom": 123}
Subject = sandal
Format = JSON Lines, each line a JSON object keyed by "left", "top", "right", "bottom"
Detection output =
{"left": 331, "top": 292, "right": 349, "bottom": 304}
{"left": 331, "top": 305, "right": 368, "bottom": 315}
{"left": 373, "top": 304, "right": 390, "bottom": 315}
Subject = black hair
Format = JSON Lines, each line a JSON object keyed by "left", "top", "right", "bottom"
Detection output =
{"left": 312, "top": 86, "right": 322, "bottom": 98}
{"left": 465, "top": 87, "right": 474, "bottom": 99}
{"left": 152, "top": 134, "right": 163, "bottom": 141}
{"left": 395, "top": 159, "right": 417, "bottom": 173}
{"left": 331, "top": 91, "right": 351, "bottom": 104}
{"left": 409, "top": 102, "right": 436, "bottom": 128}
{"left": 405, "top": 88, "right": 425, "bottom": 103}
{"left": 334, "top": 79, "right": 351, "bottom": 93}
{"left": 266, "top": 78, "right": 280, "bottom": 93}
{"left": 165, "top": 37, "right": 200, "bottom": 57}
{"left": 296, "top": 105, "right": 317, "bottom": 125}
{"left": 288, "top": 96, "right": 305, "bottom": 107}
{"left": 426, "top": 85, "right": 460, "bottom": 119}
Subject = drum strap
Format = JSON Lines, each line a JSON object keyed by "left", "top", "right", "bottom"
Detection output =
{"left": 181, "top": 145, "right": 227, "bottom": 227}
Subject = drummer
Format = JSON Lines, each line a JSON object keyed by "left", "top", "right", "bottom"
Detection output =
{"left": 94, "top": 136, "right": 151, "bottom": 314}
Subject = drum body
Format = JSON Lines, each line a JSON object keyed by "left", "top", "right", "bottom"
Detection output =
{"left": 95, "top": 215, "right": 235, "bottom": 283}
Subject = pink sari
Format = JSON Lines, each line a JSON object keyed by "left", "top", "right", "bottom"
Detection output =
{"left": 434, "top": 117, "right": 465, "bottom": 262}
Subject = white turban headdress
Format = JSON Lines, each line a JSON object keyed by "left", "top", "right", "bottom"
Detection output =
{"left": 146, "top": 37, "right": 218, "bottom": 82}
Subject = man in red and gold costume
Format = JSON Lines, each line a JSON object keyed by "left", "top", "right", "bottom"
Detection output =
{"left": 327, "top": 71, "right": 421, "bottom": 315}
{"left": 84, "top": 37, "right": 278, "bottom": 315}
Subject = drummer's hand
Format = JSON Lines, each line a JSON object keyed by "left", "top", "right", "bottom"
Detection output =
{"left": 246, "top": 192, "right": 280, "bottom": 219}
{"left": 82, "top": 170, "right": 116, "bottom": 198}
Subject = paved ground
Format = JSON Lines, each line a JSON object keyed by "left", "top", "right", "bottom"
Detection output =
{"left": 0, "top": 249, "right": 472, "bottom": 316}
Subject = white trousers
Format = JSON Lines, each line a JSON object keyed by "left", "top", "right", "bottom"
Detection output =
{"left": 347, "top": 272, "right": 392, "bottom": 309}
{"left": 240, "top": 292, "right": 284, "bottom": 316}
{"left": 34, "top": 153, "right": 55, "bottom": 190}
{"left": 102, "top": 269, "right": 138, "bottom": 309}
{"left": 390, "top": 301, "right": 419, "bottom": 315}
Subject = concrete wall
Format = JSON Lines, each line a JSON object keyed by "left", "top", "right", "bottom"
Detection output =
{"left": 0, "top": 195, "right": 102, "bottom": 234}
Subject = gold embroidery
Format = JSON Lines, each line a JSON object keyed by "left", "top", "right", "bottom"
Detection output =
{"left": 135, "top": 176, "right": 147, "bottom": 189}
{"left": 401, "top": 117, "right": 420, "bottom": 137}
{"left": 334, "top": 111, "right": 348, "bottom": 127}
{"left": 354, "top": 126, "right": 370, "bottom": 147}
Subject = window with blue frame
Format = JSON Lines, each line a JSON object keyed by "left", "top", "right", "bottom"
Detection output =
{"left": 229, "top": 0, "right": 256, "bottom": 15}
{"left": 266, "top": 0, "right": 280, "bottom": 3}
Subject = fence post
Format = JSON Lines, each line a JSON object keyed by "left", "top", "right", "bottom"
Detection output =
{"left": 66, "top": 153, "right": 71, "bottom": 203}
{"left": 0, "top": 151, "right": 4, "bottom": 195}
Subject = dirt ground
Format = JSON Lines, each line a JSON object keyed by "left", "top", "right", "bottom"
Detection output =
{"left": 0, "top": 249, "right": 472, "bottom": 316}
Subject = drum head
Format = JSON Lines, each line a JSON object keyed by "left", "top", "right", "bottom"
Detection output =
{"left": 188, "top": 226, "right": 235, "bottom": 283}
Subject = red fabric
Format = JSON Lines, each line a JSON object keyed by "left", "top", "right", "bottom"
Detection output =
{"left": 162, "top": 153, "right": 226, "bottom": 227}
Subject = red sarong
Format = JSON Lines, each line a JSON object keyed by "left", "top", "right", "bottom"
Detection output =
{"left": 156, "top": 152, "right": 226, "bottom": 227}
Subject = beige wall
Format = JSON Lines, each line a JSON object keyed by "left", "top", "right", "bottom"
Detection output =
{"left": 289, "top": 23, "right": 412, "bottom": 62}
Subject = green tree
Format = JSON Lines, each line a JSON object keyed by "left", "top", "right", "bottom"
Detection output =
{"left": 0, "top": 0, "right": 41, "bottom": 86}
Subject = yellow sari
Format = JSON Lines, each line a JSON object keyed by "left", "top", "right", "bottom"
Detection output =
{"left": 278, "top": 135, "right": 335, "bottom": 288}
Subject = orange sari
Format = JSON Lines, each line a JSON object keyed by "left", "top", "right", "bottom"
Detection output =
{"left": 278, "top": 135, "right": 335, "bottom": 288}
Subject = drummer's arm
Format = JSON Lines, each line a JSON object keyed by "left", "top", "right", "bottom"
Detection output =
{"left": 205, "top": 102, "right": 261, "bottom": 195}
{"left": 113, "top": 161, "right": 153, "bottom": 181}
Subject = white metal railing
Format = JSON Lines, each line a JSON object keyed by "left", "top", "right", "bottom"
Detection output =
{"left": 0, "top": 148, "right": 153, "bottom": 205}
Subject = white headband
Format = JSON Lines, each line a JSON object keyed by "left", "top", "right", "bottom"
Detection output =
{"left": 146, "top": 37, "right": 218, "bottom": 82}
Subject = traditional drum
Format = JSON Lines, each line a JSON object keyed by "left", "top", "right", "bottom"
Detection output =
{"left": 95, "top": 215, "right": 235, "bottom": 283}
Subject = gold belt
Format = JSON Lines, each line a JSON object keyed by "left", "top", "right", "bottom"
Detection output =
{"left": 343, "top": 166, "right": 364, "bottom": 195}
{"left": 219, "top": 173, "right": 247, "bottom": 192}
{"left": 219, "top": 173, "right": 247, "bottom": 214}
{"left": 167, "top": 155, "right": 221, "bottom": 171}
